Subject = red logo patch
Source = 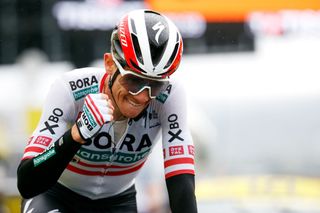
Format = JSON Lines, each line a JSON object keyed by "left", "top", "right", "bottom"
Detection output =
{"left": 27, "top": 136, "right": 34, "bottom": 145}
{"left": 188, "top": 145, "right": 194, "bottom": 156}
{"left": 169, "top": 146, "right": 184, "bottom": 156}
{"left": 34, "top": 136, "right": 52, "bottom": 146}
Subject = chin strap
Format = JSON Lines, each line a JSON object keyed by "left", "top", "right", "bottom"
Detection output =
{"left": 108, "top": 69, "right": 120, "bottom": 90}
{"left": 108, "top": 69, "right": 122, "bottom": 118}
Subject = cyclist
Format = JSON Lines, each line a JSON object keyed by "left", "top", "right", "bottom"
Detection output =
{"left": 17, "top": 9, "right": 197, "bottom": 213}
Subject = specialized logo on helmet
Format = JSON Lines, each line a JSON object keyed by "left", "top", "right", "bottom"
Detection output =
{"left": 119, "top": 21, "right": 128, "bottom": 47}
{"left": 152, "top": 22, "right": 165, "bottom": 44}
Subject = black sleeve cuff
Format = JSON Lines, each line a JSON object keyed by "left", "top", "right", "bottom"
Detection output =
{"left": 17, "top": 129, "right": 82, "bottom": 199}
{"left": 166, "top": 174, "right": 198, "bottom": 213}
{"left": 55, "top": 128, "right": 82, "bottom": 155}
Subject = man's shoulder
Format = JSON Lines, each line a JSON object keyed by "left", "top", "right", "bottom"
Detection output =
{"left": 63, "top": 67, "right": 105, "bottom": 79}
{"left": 156, "top": 77, "right": 185, "bottom": 102}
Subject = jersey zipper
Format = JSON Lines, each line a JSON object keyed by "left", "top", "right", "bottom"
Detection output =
{"left": 104, "top": 121, "right": 130, "bottom": 175}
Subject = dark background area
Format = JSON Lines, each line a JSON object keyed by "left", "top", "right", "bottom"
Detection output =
{"left": 0, "top": 0, "right": 255, "bottom": 68}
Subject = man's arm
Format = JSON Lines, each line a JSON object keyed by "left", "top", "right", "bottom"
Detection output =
{"left": 158, "top": 80, "right": 198, "bottom": 212}
{"left": 166, "top": 174, "right": 197, "bottom": 213}
{"left": 17, "top": 127, "right": 82, "bottom": 199}
{"left": 17, "top": 92, "right": 113, "bottom": 199}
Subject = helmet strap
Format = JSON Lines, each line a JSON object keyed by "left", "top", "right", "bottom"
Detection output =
{"left": 108, "top": 69, "right": 124, "bottom": 120}
{"left": 108, "top": 69, "right": 120, "bottom": 90}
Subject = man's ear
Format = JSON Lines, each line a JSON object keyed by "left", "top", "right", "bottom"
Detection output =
{"left": 104, "top": 53, "right": 116, "bottom": 74}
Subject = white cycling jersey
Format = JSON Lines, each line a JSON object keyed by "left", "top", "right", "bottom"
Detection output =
{"left": 22, "top": 67, "right": 195, "bottom": 200}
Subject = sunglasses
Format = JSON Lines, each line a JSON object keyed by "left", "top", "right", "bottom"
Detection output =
{"left": 119, "top": 73, "right": 169, "bottom": 99}
{"left": 111, "top": 52, "right": 169, "bottom": 99}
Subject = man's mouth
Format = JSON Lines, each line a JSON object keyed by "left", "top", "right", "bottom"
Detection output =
{"left": 127, "top": 98, "right": 143, "bottom": 107}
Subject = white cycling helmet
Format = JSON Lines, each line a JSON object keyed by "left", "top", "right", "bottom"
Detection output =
{"left": 111, "top": 9, "right": 183, "bottom": 80}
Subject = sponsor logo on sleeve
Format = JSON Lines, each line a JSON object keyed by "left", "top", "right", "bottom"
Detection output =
{"left": 73, "top": 85, "right": 99, "bottom": 100}
{"left": 168, "top": 114, "right": 184, "bottom": 142}
{"left": 188, "top": 145, "right": 194, "bottom": 156}
{"left": 169, "top": 145, "right": 184, "bottom": 156}
{"left": 40, "top": 108, "right": 63, "bottom": 135}
{"left": 156, "top": 84, "right": 172, "bottom": 104}
{"left": 156, "top": 93, "right": 168, "bottom": 104}
{"left": 69, "top": 76, "right": 99, "bottom": 100}
{"left": 34, "top": 136, "right": 52, "bottom": 146}
{"left": 33, "top": 148, "right": 56, "bottom": 167}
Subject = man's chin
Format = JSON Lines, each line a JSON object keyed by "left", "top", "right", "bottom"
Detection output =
{"left": 121, "top": 108, "right": 145, "bottom": 119}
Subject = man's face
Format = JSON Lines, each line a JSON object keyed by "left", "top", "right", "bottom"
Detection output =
{"left": 111, "top": 73, "right": 152, "bottom": 118}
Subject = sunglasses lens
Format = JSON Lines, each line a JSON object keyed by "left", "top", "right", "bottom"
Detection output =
{"left": 120, "top": 74, "right": 168, "bottom": 98}
{"left": 120, "top": 75, "right": 144, "bottom": 93}
{"left": 149, "top": 81, "right": 168, "bottom": 97}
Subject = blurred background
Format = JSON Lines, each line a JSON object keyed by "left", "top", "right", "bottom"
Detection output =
{"left": 1, "top": 0, "right": 320, "bottom": 212}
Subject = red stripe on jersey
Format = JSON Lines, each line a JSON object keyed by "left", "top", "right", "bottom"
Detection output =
{"left": 85, "top": 98, "right": 103, "bottom": 126}
{"left": 164, "top": 157, "right": 194, "bottom": 168}
{"left": 106, "top": 161, "right": 145, "bottom": 176}
{"left": 67, "top": 165, "right": 102, "bottom": 176}
{"left": 75, "top": 159, "right": 146, "bottom": 169}
{"left": 165, "top": 169, "right": 195, "bottom": 179}
{"left": 24, "top": 146, "right": 45, "bottom": 154}
{"left": 99, "top": 73, "right": 109, "bottom": 93}
{"left": 67, "top": 160, "right": 145, "bottom": 176}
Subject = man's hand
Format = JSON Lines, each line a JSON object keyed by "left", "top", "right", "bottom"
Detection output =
{"left": 76, "top": 93, "right": 114, "bottom": 141}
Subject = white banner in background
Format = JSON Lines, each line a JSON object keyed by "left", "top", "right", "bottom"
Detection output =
{"left": 52, "top": 0, "right": 206, "bottom": 38}
{"left": 248, "top": 10, "right": 320, "bottom": 37}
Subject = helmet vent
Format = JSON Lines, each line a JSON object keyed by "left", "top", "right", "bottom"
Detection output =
{"left": 164, "top": 42, "right": 179, "bottom": 69}
{"left": 113, "top": 39, "right": 125, "bottom": 61}
{"left": 132, "top": 34, "right": 143, "bottom": 64}
{"left": 150, "top": 40, "right": 168, "bottom": 67}
{"left": 130, "top": 59, "right": 147, "bottom": 74}
{"left": 130, "top": 18, "right": 137, "bottom": 34}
